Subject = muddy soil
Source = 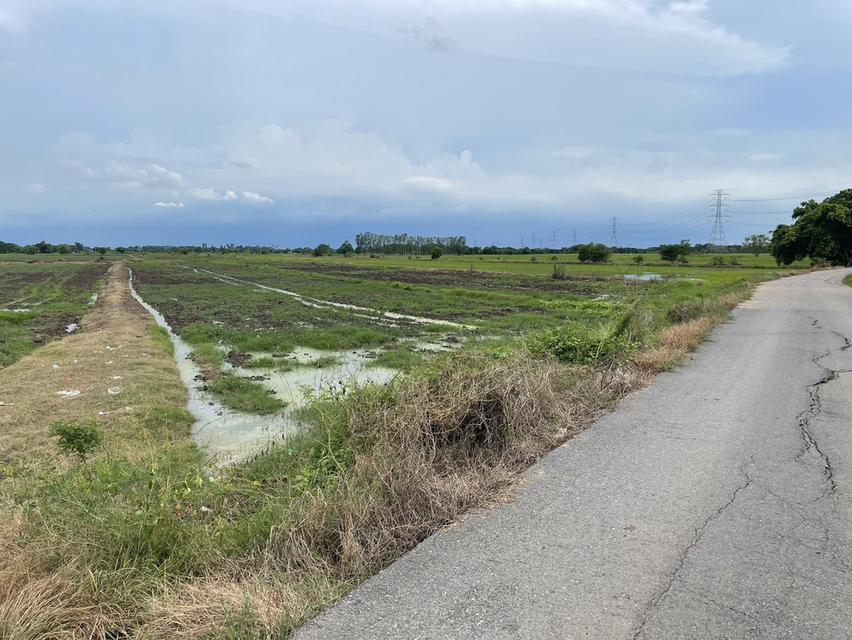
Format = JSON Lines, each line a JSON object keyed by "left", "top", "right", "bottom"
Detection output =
{"left": 271, "top": 261, "right": 609, "bottom": 294}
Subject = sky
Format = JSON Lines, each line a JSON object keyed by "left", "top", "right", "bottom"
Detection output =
{"left": 1, "top": 0, "right": 851, "bottom": 248}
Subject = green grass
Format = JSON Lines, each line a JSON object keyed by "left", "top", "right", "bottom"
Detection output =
{"left": 0, "top": 262, "right": 109, "bottom": 366}
{"left": 207, "top": 372, "right": 285, "bottom": 414}
{"left": 2, "top": 250, "right": 806, "bottom": 637}
{"left": 367, "top": 348, "right": 424, "bottom": 371}
{"left": 844, "top": 274, "right": 852, "bottom": 288}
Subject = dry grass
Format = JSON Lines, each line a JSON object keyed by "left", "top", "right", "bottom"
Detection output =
{"left": 0, "top": 262, "right": 187, "bottom": 465}
{"left": 263, "top": 354, "right": 641, "bottom": 584}
{"left": 0, "top": 262, "right": 189, "bottom": 639}
{"left": 146, "top": 572, "right": 345, "bottom": 639}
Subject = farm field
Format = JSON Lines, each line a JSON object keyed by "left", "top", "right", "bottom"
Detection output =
{"left": 0, "top": 259, "right": 108, "bottom": 366}
{"left": 0, "top": 252, "right": 803, "bottom": 638}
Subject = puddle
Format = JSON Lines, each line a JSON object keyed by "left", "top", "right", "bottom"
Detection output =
{"left": 190, "top": 267, "right": 477, "bottom": 330}
{"left": 229, "top": 347, "right": 397, "bottom": 409}
{"left": 622, "top": 273, "right": 663, "bottom": 282}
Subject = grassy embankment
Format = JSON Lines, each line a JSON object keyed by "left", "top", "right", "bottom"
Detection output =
{"left": 0, "top": 254, "right": 797, "bottom": 638}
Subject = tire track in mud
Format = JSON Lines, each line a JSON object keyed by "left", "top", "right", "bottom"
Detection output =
{"left": 187, "top": 267, "right": 478, "bottom": 331}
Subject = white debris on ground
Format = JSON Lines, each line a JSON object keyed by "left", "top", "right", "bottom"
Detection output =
{"left": 98, "top": 411, "right": 110, "bottom": 416}
{"left": 112, "top": 375, "right": 123, "bottom": 380}
{"left": 0, "top": 308, "right": 30, "bottom": 313}
{"left": 107, "top": 387, "right": 121, "bottom": 395}
{"left": 65, "top": 323, "right": 80, "bottom": 334}
{"left": 89, "top": 293, "right": 98, "bottom": 305}
{"left": 57, "top": 390, "right": 81, "bottom": 398}
{"left": 52, "top": 363, "right": 61, "bottom": 370}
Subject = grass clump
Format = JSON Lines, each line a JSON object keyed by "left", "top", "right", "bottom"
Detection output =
{"left": 148, "top": 324, "right": 174, "bottom": 356}
{"left": 367, "top": 348, "right": 423, "bottom": 371}
{"left": 207, "top": 373, "right": 284, "bottom": 414}
{"left": 530, "top": 323, "right": 633, "bottom": 365}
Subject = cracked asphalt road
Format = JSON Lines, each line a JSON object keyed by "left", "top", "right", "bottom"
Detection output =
{"left": 296, "top": 269, "right": 852, "bottom": 640}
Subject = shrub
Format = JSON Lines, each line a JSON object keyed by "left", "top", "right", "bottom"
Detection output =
{"left": 531, "top": 324, "right": 632, "bottom": 364}
{"left": 577, "top": 243, "right": 611, "bottom": 263}
{"left": 633, "top": 255, "right": 644, "bottom": 264}
{"left": 552, "top": 264, "right": 568, "bottom": 280}
{"left": 49, "top": 422, "right": 103, "bottom": 462}
{"left": 430, "top": 247, "right": 443, "bottom": 260}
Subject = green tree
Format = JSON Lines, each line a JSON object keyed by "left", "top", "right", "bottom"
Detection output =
{"left": 336, "top": 241, "right": 354, "bottom": 254}
{"left": 313, "top": 243, "right": 332, "bottom": 257}
{"left": 430, "top": 246, "right": 443, "bottom": 260}
{"left": 577, "top": 243, "right": 611, "bottom": 263}
{"left": 659, "top": 240, "right": 691, "bottom": 263}
{"left": 743, "top": 234, "right": 770, "bottom": 256}
{"left": 770, "top": 190, "right": 852, "bottom": 266}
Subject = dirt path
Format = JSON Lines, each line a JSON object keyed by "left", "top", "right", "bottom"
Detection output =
{"left": 0, "top": 263, "right": 187, "bottom": 465}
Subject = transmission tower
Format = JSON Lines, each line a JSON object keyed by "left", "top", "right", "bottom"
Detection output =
{"left": 609, "top": 217, "right": 619, "bottom": 247}
{"left": 709, "top": 189, "right": 729, "bottom": 248}
{"left": 551, "top": 230, "right": 557, "bottom": 247}
{"left": 572, "top": 229, "right": 577, "bottom": 245}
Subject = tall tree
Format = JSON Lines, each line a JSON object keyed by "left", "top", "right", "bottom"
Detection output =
{"left": 770, "top": 189, "right": 852, "bottom": 265}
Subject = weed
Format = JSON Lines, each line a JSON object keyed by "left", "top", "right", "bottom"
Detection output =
{"left": 49, "top": 422, "right": 102, "bottom": 462}
{"left": 207, "top": 373, "right": 285, "bottom": 414}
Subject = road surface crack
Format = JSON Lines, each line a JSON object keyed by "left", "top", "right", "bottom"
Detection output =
{"left": 794, "top": 329, "right": 852, "bottom": 496}
{"left": 630, "top": 459, "right": 754, "bottom": 639}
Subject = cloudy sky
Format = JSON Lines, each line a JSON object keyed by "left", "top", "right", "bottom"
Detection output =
{"left": 2, "top": 0, "right": 851, "bottom": 248}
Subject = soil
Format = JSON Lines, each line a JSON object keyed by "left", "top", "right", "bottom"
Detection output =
{"left": 273, "top": 261, "right": 610, "bottom": 295}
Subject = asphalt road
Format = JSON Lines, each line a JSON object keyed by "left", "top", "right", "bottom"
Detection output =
{"left": 296, "top": 269, "right": 852, "bottom": 640}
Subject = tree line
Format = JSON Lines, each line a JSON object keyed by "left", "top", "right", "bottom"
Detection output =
{"left": 354, "top": 233, "right": 467, "bottom": 255}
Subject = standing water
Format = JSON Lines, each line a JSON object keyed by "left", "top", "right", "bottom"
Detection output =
{"left": 129, "top": 269, "right": 294, "bottom": 463}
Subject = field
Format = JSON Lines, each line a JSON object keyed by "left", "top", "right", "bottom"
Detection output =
{"left": 0, "top": 252, "right": 803, "bottom": 638}
{"left": 0, "top": 259, "right": 109, "bottom": 366}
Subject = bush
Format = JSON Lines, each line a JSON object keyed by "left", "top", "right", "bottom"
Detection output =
{"left": 430, "top": 247, "right": 443, "bottom": 260}
{"left": 577, "top": 243, "right": 611, "bottom": 263}
{"left": 633, "top": 255, "right": 644, "bottom": 264}
{"left": 531, "top": 324, "right": 632, "bottom": 364}
{"left": 50, "top": 422, "right": 103, "bottom": 462}
{"left": 552, "top": 264, "right": 569, "bottom": 280}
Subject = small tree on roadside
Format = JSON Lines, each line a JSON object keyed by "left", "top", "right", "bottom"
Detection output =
{"left": 577, "top": 243, "right": 611, "bottom": 263}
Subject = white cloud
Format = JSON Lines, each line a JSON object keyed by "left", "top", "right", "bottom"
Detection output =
{"left": 747, "top": 152, "right": 786, "bottom": 163}
{"left": 27, "top": 182, "right": 45, "bottom": 192}
{"left": 224, "top": 190, "right": 238, "bottom": 200}
{"left": 262, "top": 0, "right": 790, "bottom": 77}
{"left": 153, "top": 201, "right": 184, "bottom": 208}
{"left": 404, "top": 176, "right": 454, "bottom": 194}
{"left": 242, "top": 191, "right": 273, "bottom": 203}
{"left": 552, "top": 146, "right": 596, "bottom": 159}
{"left": 104, "top": 161, "right": 184, "bottom": 189}
{"left": 191, "top": 186, "right": 221, "bottom": 200}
